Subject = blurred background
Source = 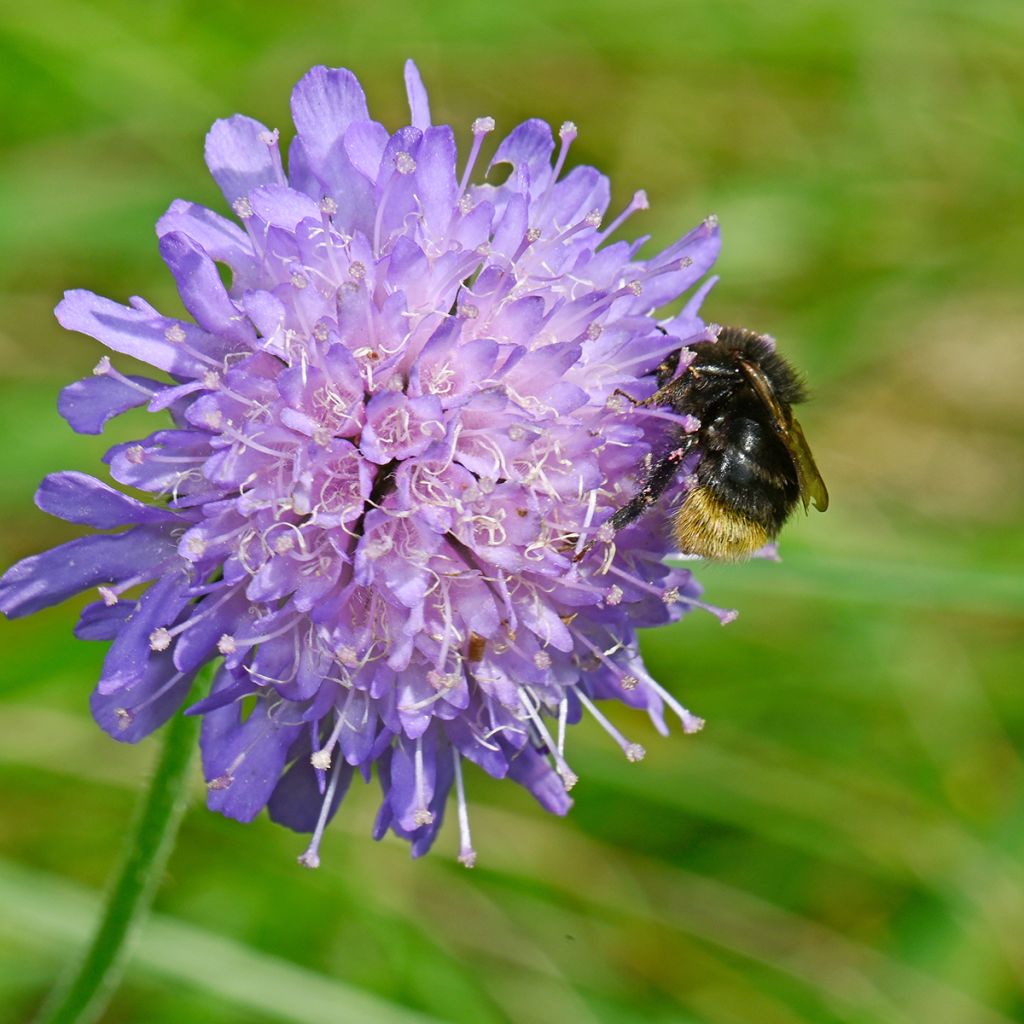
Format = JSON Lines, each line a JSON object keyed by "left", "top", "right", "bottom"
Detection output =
{"left": 1, "top": 1, "right": 1022, "bottom": 1021}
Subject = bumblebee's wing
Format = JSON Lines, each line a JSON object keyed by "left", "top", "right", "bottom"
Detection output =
{"left": 740, "top": 359, "right": 829, "bottom": 513}
{"left": 787, "top": 414, "right": 830, "bottom": 512}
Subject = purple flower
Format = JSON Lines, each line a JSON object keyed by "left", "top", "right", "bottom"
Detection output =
{"left": 1, "top": 61, "right": 726, "bottom": 866}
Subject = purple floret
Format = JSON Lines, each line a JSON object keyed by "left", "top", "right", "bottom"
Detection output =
{"left": 0, "top": 60, "right": 725, "bottom": 866}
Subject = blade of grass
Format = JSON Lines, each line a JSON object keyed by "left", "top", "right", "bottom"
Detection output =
{"left": 0, "top": 858, "right": 449, "bottom": 1024}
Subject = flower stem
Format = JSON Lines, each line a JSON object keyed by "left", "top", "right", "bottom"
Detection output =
{"left": 34, "top": 692, "right": 202, "bottom": 1024}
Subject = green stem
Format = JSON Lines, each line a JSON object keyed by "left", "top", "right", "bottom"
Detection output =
{"left": 35, "top": 693, "right": 202, "bottom": 1024}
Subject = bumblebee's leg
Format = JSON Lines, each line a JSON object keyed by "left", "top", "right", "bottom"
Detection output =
{"left": 609, "top": 434, "right": 696, "bottom": 531}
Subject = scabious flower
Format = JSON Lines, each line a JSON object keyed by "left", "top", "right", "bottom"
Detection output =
{"left": 0, "top": 61, "right": 726, "bottom": 866}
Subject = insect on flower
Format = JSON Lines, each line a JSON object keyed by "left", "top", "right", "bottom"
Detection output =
{"left": 1, "top": 60, "right": 739, "bottom": 867}
{"left": 608, "top": 326, "right": 829, "bottom": 560}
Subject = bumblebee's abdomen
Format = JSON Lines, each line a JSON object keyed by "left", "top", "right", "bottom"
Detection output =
{"left": 672, "top": 487, "right": 771, "bottom": 560}
{"left": 675, "top": 414, "right": 801, "bottom": 560}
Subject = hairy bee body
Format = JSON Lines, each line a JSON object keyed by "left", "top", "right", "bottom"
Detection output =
{"left": 610, "top": 327, "right": 828, "bottom": 560}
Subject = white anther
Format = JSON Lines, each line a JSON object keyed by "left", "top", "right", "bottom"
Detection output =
{"left": 585, "top": 322, "right": 602, "bottom": 341}
{"left": 92, "top": 356, "right": 112, "bottom": 376}
{"left": 258, "top": 129, "right": 279, "bottom": 147}
{"left": 395, "top": 151, "right": 417, "bottom": 175}
{"left": 319, "top": 196, "right": 338, "bottom": 215}
{"left": 625, "top": 743, "right": 646, "bottom": 763}
{"left": 533, "top": 650, "right": 552, "bottom": 670}
{"left": 203, "top": 409, "right": 223, "bottom": 430}
{"left": 164, "top": 324, "right": 187, "bottom": 344}
{"left": 458, "top": 304, "right": 479, "bottom": 320}
{"left": 584, "top": 209, "right": 602, "bottom": 228}
{"left": 291, "top": 273, "right": 308, "bottom": 289}
{"left": 126, "top": 445, "right": 145, "bottom": 465}
{"left": 662, "top": 587, "right": 680, "bottom": 605}
{"left": 458, "top": 194, "right": 474, "bottom": 214}
{"left": 605, "top": 585, "right": 624, "bottom": 606}
{"left": 310, "top": 748, "right": 332, "bottom": 771}
{"left": 472, "top": 116, "right": 495, "bottom": 134}
{"left": 232, "top": 197, "right": 254, "bottom": 219}
{"left": 313, "top": 321, "right": 330, "bottom": 341}
{"left": 272, "top": 533, "right": 295, "bottom": 554}
{"left": 559, "top": 121, "right": 578, "bottom": 141}
{"left": 621, "top": 675, "right": 639, "bottom": 691}
{"left": 348, "top": 261, "right": 366, "bottom": 281}
{"left": 114, "top": 708, "right": 132, "bottom": 731}
{"left": 217, "top": 633, "right": 236, "bottom": 655}
{"left": 413, "top": 808, "right": 435, "bottom": 827}
{"left": 148, "top": 627, "right": 172, "bottom": 652}
{"left": 98, "top": 586, "right": 118, "bottom": 607}
{"left": 526, "top": 227, "right": 542, "bottom": 242}
{"left": 203, "top": 370, "right": 221, "bottom": 390}
{"left": 336, "top": 645, "right": 361, "bottom": 667}
{"left": 184, "top": 535, "right": 207, "bottom": 560}
{"left": 627, "top": 281, "right": 642, "bottom": 296}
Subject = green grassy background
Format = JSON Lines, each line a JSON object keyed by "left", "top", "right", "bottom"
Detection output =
{"left": 1, "top": 1, "right": 1023, "bottom": 1021}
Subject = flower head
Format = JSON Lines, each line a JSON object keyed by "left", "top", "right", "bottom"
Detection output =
{"left": 0, "top": 61, "right": 724, "bottom": 865}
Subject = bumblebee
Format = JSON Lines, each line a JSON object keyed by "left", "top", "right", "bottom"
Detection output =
{"left": 609, "top": 327, "right": 829, "bottom": 559}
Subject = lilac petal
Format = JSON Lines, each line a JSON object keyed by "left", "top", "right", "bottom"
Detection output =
{"left": 343, "top": 120, "right": 389, "bottom": 183}
{"left": 205, "top": 114, "right": 285, "bottom": 206}
{"left": 105, "top": 429, "right": 212, "bottom": 493}
{"left": 248, "top": 185, "right": 321, "bottom": 232}
{"left": 159, "top": 232, "right": 256, "bottom": 346}
{"left": 201, "top": 687, "right": 303, "bottom": 823}
{"left": 338, "top": 690, "right": 377, "bottom": 766}
{"left": 97, "top": 571, "right": 193, "bottom": 695}
{"left": 58, "top": 372, "right": 158, "bottom": 435}
{"left": 55, "top": 290, "right": 208, "bottom": 377}
{"left": 488, "top": 192, "right": 529, "bottom": 261}
{"left": 641, "top": 219, "right": 721, "bottom": 310}
{"left": 185, "top": 678, "right": 258, "bottom": 716}
{"left": 268, "top": 752, "right": 354, "bottom": 833}
{"left": 404, "top": 60, "right": 431, "bottom": 130}
{"left": 290, "top": 66, "right": 370, "bottom": 164}
{"left": 444, "top": 714, "right": 510, "bottom": 778}
{"left": 388, "top": 732, "right": 437, "bottom": 831}
{"left": 546, "top": 166, "right": 611, "bottom": 227}
{"left": 156, "top": 200, "right": 259, "bottom": 287}
{"left": 664, "top": 275, "right": 719, "bottom": 339}
{"left": 92, "top": 651, "right": 195, "bottom": 743}
{"left": 75, "top": 599, "right": 134, "bottom": 641}
{"left": 507, "top": 746, "right": 573, "bottom": 815}
{"left": 0, "top": 527, "right": 175, "bottom": 619}
{"left": 360, "top": 392, "right": 445, "bottom": 464}
{"left": 173, "top": 586, "right": 249, "bottom": 674}
{"left": 302, "top": 136, "right": 376, "bottom": 235}
{"left": 285, "top": 136, "right": 318, "bottom": 199}
{"left": 415, "top": 126, "right": 457, "bottom": 239}
{"left": 35, "top": 472, "right": 178, "bottom": 529}
{"left": 489, "top": 119, "right": 554, "bottom": 194}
